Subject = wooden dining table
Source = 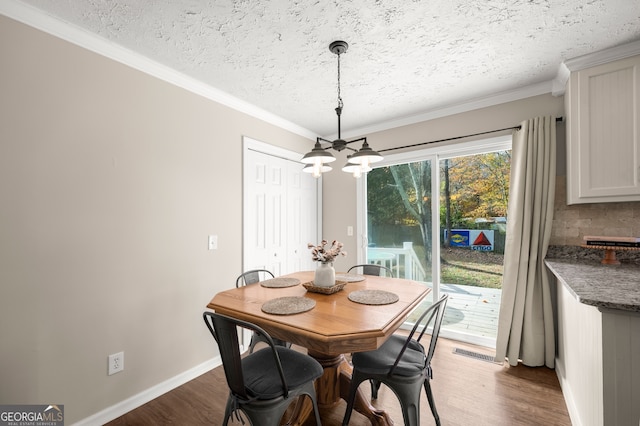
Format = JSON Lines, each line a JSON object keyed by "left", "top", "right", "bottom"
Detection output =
{"left": 207, "top": 270, "right": 430, "bottom": 425}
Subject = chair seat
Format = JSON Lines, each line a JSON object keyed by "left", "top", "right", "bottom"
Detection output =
{"left": 243, "top": 346, "right": 323, "bottom": 399}
{"left": 352, "top": 335, "right": 426, "bottom": 377}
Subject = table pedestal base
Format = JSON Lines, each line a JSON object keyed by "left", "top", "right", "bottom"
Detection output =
{"left": 305, "top": 351, "right": 393, "bottom": 425}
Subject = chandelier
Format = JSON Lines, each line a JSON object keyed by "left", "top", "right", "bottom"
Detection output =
{"left": 301, "top": 41, "right": 383, "bottom": 178}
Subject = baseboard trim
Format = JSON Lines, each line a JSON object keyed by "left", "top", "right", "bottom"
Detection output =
{"left": 73, "top": 356, "right": 222, "bottom": 426}
{"left": 438, "top": 328, "right": 496, "bottom": 349}
{"left": 555, "top": 358, "right": 582, "bottom": 426}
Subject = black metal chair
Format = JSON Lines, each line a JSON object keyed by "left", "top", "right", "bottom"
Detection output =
{"left": 348, "top": 263, "right": 396, "bottom": 396}
{"left": 203, "top": 312, "right": 323, "bottom": 426}
{"left": 235, "top": 269, "right": 275, "bottom": 288}
{"left": 342, "top": 294, "right": 449, "bottom": 426}
{"left": 235, "top": 269, "right": 292, "bottom": 353}
{"left": 347, "top": 263, "right": 394, "bottom": 277}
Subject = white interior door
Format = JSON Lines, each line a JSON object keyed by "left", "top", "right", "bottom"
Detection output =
{"left": 243, "top": 137, "right": 320, "bottom": 277}
{"left": 287, "top": 164, "right": 319, "bottom": 273}
{"left": 244, "top": 148, "right": 287, "bottom": 275}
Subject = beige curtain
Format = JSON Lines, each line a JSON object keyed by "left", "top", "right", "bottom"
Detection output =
{"left": 495, "top": 116, "right": 556, "bottom": 368}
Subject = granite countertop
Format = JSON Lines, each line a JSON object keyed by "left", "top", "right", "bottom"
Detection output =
{"left": 545, "top": 258, "right": 640, "bottom": 313}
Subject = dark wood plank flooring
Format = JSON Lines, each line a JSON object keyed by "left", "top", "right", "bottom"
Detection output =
{"left": 106, "top": 338, "right": 571, "bottom": 425}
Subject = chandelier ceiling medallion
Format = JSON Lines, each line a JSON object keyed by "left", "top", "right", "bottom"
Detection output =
{"left": 301, "top": 40, "right": 383, "bottom": 178}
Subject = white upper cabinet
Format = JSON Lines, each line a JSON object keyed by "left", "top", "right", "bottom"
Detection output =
{"left": 566, "top": 54, "right": 640, "bottom": 204}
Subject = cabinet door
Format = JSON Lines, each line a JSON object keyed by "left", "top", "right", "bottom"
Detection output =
{"left": 567, "top": 56, "right": 640, "bottom": 204}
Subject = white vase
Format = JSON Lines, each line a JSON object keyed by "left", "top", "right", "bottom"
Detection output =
{"left": 314, "top": 262, "right": 336, "bottom": 287}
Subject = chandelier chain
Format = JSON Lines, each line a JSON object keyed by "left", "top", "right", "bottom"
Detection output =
{"left": 337, "top": 52, "right": 343, "bottom": 109}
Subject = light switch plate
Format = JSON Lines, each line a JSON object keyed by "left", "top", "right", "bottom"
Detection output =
{"left": 208, "top": 235, "right": 218, "bottom": 250}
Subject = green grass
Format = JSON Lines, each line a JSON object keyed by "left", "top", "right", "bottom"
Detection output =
{"left": 441, "top": 260, "right": 503, "bottom": 288}
{"left": 414, "top": 246, "right": 504, "bottom": 289}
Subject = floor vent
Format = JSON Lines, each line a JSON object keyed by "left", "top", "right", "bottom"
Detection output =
{"left": 453, "top": 347, "right": 497, "bottom": 363}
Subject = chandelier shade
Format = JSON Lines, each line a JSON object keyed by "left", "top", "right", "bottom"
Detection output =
{"left": 300, "top": 40, "right": 383, "bottom": 178}
{"left": 346, "top": 140, "right": 383, "bottom": 166}
{"left": 300, "top": 140, "right": 337, "bottom": 164}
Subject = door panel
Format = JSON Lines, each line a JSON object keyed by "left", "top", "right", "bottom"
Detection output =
{"left": 288, "top": 165, "right": 318, "bottom": 273}
{"left": 245, "top": 149, "right": 287, "bottom": 275}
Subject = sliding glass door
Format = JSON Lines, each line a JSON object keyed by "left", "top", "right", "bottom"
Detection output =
{"left": 366, "top": 160, "right": 434, "bottom": 290}
{"left": 361, "top": 136, "right": 511, "bottom": 347}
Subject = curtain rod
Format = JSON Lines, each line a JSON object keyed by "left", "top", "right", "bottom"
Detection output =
{"left": 377, "top": 116, "right": 564, "bottom": 154}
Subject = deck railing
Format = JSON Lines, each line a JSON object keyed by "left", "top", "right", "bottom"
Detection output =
{"left": 367, "top": 242, "right": 427, "bottom": 282}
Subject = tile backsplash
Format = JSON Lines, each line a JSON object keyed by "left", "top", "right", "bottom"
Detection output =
{"left": 550, "top": 176, "right": 640, "bottom": 246}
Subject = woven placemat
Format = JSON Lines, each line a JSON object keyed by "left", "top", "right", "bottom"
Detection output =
{"left": 261, "top": 296, "right": 316, "bottom": 315}
{"left": 348, "top": 289, "right": 399, "bottom": 305}
{"left": 260, "top": 277, "right": 301, "bottom": 288}
{"left": 336, "top": 273, "right": 365, "bottom": 283}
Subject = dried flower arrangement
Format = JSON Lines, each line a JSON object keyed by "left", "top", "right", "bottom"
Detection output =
{"left": 307, "top": 239, "right": 346, "bottom": 263}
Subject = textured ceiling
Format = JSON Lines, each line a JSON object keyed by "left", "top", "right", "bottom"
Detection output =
{"left": 10, "top": 0, "right": 640, "bottom": 137}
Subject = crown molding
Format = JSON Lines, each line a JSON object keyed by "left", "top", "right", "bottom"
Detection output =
{"left": 334, "top": 80, "right": 554, "bottom": 140}
{"left": 552, "top": 39, "right": 640, "bottom": 96}
{"left": 0, "top": 0, "right": 317, "bottom": 141}
{"left": 563, "top": 39, "right": 640, "bottom": 71}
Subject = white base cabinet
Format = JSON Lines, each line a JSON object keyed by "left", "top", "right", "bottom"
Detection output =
{"left": 566, "top": 55, "right": 640, "bottom": 204}
{"left": 556, "top": 281, "right": 603, "bottom": 426}
{"left": 555, "top": 281, "right": 640, "bottom": 426}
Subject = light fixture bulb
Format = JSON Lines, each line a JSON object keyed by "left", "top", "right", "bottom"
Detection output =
{"left": 342, "top": 162, "right": 364, "bottom": 178}
{"left": 360, "top": 158, "right": 371, "bottom": 170}
{"left": 303, "top": 162, "right": 332, "bottom": 178}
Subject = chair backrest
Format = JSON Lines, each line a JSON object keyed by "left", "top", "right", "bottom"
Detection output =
{"left": 348, "top": 264, "right": 394, "bottom": 277}
{"left": 202, "top": 312, "right": 290, "bottom": 399}
{"left": 390, "top": 294, "right": 449, "bottom": 375}
{"left": 236, "top": 269, "right": 275, "bottom": 287}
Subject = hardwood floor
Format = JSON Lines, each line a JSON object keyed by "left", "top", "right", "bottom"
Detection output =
{"left": 106, "top": 339, "right": 571, "bottom": 425}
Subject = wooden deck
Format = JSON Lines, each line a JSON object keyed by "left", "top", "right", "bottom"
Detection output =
{"left": 407, "top": 283, "right": 502, "bottom": 346}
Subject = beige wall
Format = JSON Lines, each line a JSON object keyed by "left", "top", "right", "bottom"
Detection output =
{"left": 0, "top": 16, "right": 311, "bottom": 423}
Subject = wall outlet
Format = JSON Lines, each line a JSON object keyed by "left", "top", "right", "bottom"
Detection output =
{"left": 108, "top": 352, "right": 124, "bottom": 375}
